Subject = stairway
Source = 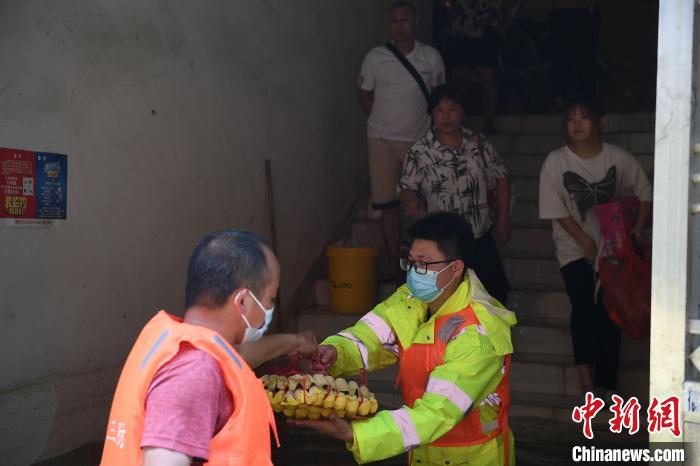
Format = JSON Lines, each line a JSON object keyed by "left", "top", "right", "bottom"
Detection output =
{"left": 294, "top": 112, "right": 655, "bottom": 423}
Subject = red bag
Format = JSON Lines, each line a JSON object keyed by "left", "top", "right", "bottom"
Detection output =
{"left": 597, "top": 242, "right": 651, "bottom": 340}
{"left": 597, "top": 198, "right": 640, "bottom": 257}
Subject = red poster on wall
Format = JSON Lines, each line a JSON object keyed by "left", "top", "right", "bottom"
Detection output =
{"left": 1, "top": 147, "right": 67, "bottom": 226}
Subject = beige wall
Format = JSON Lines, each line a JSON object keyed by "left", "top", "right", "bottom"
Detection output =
{"left": 0, "top": 1, "right": 433, "bottom": 463}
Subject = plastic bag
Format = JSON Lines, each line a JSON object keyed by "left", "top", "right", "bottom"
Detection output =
{"left": 597, "top": 241, "right": 651, "bottom": 340}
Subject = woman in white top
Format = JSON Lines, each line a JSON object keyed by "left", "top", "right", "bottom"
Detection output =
{"left": 539, "top": 99, "right": 652, "bottom": 399}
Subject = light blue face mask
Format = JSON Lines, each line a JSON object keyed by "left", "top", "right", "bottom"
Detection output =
{"left": 240, "top": 290, "right": 275, "bottom": 343}
{"left": 407, "top": 261, "right": 456, "bottom": 303}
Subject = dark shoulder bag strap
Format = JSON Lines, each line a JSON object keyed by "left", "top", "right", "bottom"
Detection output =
{"left": 384, "top": 42, "right": 430, "bottom": 103}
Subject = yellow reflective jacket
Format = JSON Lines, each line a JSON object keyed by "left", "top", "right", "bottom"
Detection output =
{"left": 322, "top": 270, "right": 517, "bottom": 465}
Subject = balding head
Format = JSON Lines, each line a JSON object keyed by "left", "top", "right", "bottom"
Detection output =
{"left": 185, "top": 230, "right": 273, "bottom": 310}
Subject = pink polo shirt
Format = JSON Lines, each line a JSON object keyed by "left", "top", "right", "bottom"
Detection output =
{"left": 141, "top": 343, "right": 234, "bottom": 465}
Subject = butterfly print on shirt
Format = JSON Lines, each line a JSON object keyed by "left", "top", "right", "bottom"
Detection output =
{"left": 562, "top": 166, "right": 616, "bottom": 222}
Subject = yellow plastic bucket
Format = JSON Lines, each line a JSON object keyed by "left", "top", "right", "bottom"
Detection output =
{"left": 326, "top": 245, "right": 378, "bottom": 314}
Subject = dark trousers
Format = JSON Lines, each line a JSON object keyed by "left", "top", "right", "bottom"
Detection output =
{"left": 472, "top": 230, "right": 511, "bottom": 305}
{"left": 561, "top": 258, "right": 621, "bottom": 390}
{"left": 550, "top": 7, "right": 598, "bottom": 100}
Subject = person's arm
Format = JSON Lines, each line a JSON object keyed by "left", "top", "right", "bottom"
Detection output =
{"left": 356, "top": 51, "right": 376, "bottom": 116}
{"left": 142, "top": 447, "right": 191, "bottom": 466}
{"left": 399, "top": 189, "right": 423, "bottom": 219}
{"left": 354, "top": 331, "right": 503, "bottom": 463}
{"left": 357, "top": 87, "right": 374, "bottom": 117}
{"left": 398, "top": 144, "right": 425, "bottom": 219}
{"left": 494, "top": 177, "right": 511, "bottom": 245}
{"left": 539, "top": 152, "right": 590, "bottom": 262}
{"left": 320, "top": 291, "right": 405, "bottom": 376}
{"left": 557, "top": 216, "right": 598, "bottom": 263}
{"left": 235, "top": 331, "right": 318, "bottom": 369}
{"left": 479, "top": 136, "right": 511, "bottom": 245}
{"left": 430, "top": 50, "right": 446, "bottom": 89}
{"left": 310, "top": 329, "right": 504, "bottom": 464}
{"left": 622, "top": 153, "right": 653, "bottom": 238}
{"left": 631, "top": 201, "right": 652, "bottom": 238}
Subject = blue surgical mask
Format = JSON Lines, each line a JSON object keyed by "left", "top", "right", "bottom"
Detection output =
{"left": 240, "top": 290, "right": 275, "bottom": 343}
{"left": 407, "top": 261, "right": 456, "bottom": 303}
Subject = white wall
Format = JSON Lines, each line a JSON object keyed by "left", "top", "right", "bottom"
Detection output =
{"left": 0, "top": 1, "right": 432, "bottom": 463}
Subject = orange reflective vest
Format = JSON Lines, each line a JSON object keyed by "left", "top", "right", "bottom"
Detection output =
{"left": 397, "top": 306, "right": 511, "bottom": 465}
{"left": 100, "top": 311, "right": 278, "bottom": 466}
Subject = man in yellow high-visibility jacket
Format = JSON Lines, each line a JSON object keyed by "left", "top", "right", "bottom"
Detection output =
{"left": 291, "top": 212, "right": 517, "bottom": 465}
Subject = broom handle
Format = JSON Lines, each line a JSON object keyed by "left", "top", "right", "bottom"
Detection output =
{"left": 265, "top": 159, "right": 281, "bottom": 331}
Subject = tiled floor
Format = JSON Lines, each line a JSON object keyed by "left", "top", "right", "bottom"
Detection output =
{"left": 33, "top": 415, "right": 657, "bottom": 466}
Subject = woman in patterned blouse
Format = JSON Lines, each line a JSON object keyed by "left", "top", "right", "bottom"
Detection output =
{"left": 399, "top": 84, "right": 511, "bottom": 304}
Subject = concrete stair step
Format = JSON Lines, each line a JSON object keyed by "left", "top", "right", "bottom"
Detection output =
{"left": 511, "top": 351, "right": 649, "bottom": 399}
{"left": 602, "top": 114, "right": 655, "bottom": 133}
{"left": 502, "top": 227, "right": 555, "bottom": 259}
{"left": 504, "top": 257, "right": 564, "bottom": 289}
{"left": 489, "top": 132, "right": 654, "bottom": 156}
{"left": 511, "top": 200, "right": 548, "bottom": 228}
{"left": 511, "top": 176, "right": 539, "bottom": 201}
{"left": 464, "top": 113, "right": 654, "bottom": 134}
{"left": 509, "top": 391, "right": 635, "bottom": 425}
{"left": 502, "top": 155, "right": 549, "bottom": 177}
{"left": 511, "top": 386, "right": 650, "bottom": 423}
{"left": 512, "top": 323, "right": 650, "bottom": 362}
{"left": 509, "top": 390, "right": 580, "bottom": 422}
{"left": 509, "top": 290, "right": 569, "bottom": 325}
{"left": 502, "top": 153, "right": 654, "bottom": 178}
{"left": 512, "top": 325, "right": 572, "bottom": 357}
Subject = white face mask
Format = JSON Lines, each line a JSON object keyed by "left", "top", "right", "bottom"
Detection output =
{"left": 240, "top": 290, "right": 275, "bottom": 343}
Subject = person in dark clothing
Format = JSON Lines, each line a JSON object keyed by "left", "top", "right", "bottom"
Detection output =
{"left": 549, "top": 1, "right": 600, "bottom": 110}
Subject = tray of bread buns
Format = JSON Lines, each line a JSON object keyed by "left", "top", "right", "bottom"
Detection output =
{"left": 261, "top": 373, "right": 378, "bottom": 419}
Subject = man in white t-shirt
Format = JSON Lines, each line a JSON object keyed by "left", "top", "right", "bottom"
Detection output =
{"left": 357, "top": 1, "right": 445, "bottom": 283}
{"left": 538, "top": 99, "right": 652, "bottom": 401}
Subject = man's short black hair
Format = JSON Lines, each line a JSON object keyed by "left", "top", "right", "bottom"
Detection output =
{"left": 389, "top": 1, "right": 416, "bottom": 15}
{"left": 185, "top": 230, "right": 271, "bottom": 309}
{"left": 427, "top": 84, "right": 466, "bottom": 115}
{"left": 563, "top": 97, "right": 605, "bottom": 121}
{"left": 407, "top": 212, "right": 474, "bottom": 269}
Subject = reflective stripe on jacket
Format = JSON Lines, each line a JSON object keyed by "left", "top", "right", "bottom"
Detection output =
{"left": 323, "top": 270, "right": 516, "bottom": 465}
{"left": 99, "top": 311, "right": 278, "bottom": 466}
